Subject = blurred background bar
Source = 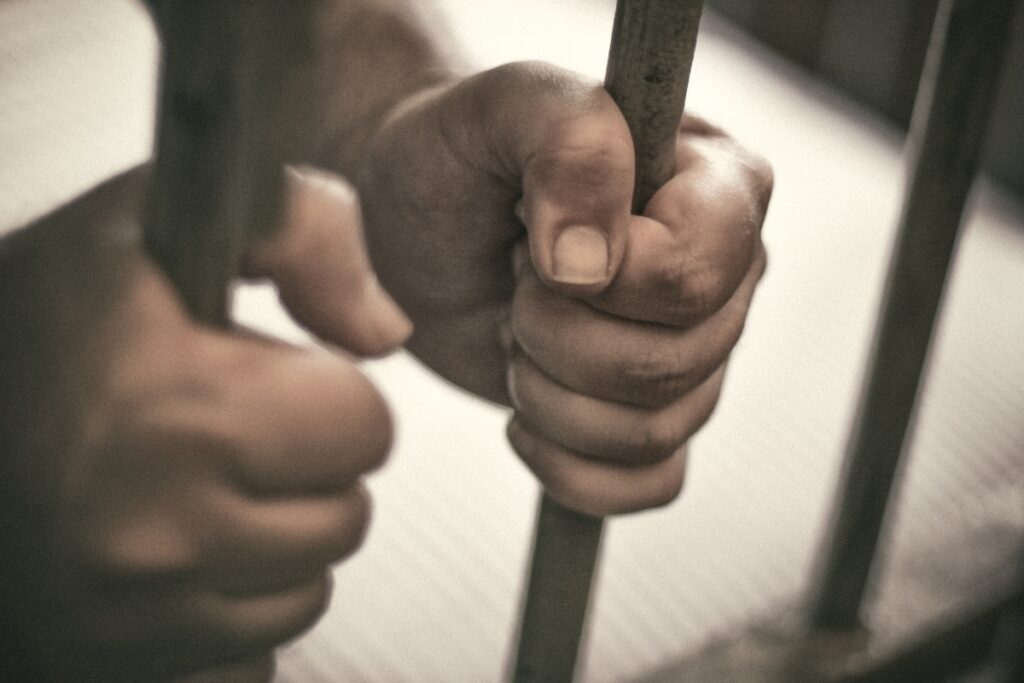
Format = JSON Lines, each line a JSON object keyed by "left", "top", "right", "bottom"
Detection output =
{"left": 706, "top": 0, "right": 1024, "bottom": 197}
{"left": 809, "top": 0, "right": 1019, "bottom": 633}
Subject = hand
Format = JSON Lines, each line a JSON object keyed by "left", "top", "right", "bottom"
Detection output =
{"left": 0, "top": 168, "right": 409, "bottom": 680}
{"left": 353, "top": 62, "right": 771, "bottom": 516}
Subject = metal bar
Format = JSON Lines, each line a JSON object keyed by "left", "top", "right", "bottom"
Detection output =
{"left": 890, "top": 0, "right": 941, "bottom": 124}
{"left": 512, "top": 3, "right": 703, "bottom": 681}
{"left": 142, "top": 1, "right": 315, "bottom": 677}
{"left": 809, "top": 0, "right": 1018, "bottom": 632}
{"left": 606, "top": 0, "right": 704, "bottom": 215}
{"left": 144, "top": 0, "right": 315, "bottom": 324}
{"left": 512, "top": 497, "right": 604, "bottom": 683}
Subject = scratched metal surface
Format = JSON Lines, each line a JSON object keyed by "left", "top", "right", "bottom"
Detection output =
{"left": 0, "top": 2, "right": 1021, "bottom": 682}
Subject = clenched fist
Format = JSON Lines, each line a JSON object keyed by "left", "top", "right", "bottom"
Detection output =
{"left": 354, "top": 62, "right": 772, "bottom": 516}
{"left": 0, "top": 168, "right": 408, "bottom": 680}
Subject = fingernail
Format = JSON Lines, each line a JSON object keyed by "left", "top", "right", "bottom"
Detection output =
{"left": 552, "top": 225, "right": 609, "bottom": 284}
{"left": 363, "top": 279, "right": 414, "bottom": 349}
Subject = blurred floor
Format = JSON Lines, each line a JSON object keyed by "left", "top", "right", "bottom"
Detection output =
{"left": 1, "top": 1, "right": 1021, "bottom": 681}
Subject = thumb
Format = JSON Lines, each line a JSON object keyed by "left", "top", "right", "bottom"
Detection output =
{"left": 241, "top": 166, "right": 412, "bottom": 357}
{"left": 457, "top": 63, "right": 635, "bottom": 296}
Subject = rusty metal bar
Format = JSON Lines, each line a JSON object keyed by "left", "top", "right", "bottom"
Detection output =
{"left": 809, "top": 0, "right": 1018, "bottom": 632}
{"left": 511, "top": 2, "right": 703, "bottom": 681}
{"left": 605, "top": 0, "right": 705, "bottom": 215}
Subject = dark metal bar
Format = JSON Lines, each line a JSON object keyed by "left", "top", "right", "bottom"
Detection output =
{"left": 606, "top": 0, "right": 705, "bottom": 215}
{"left": 809, "top": 0, "right": 1018, "bottom": 631}
{"left": 512, "top": 497, "right": 604, "bottom": 683}
{"left": 144, "top": 0, "right": 315, "bottom": 324}
{"left": 143, "top": 1, "right": 315, "bottom": 678}
{"left": 890, "top": 0, "right": 942, "bottom": 124}
{"left": 512, "top": 2, "right": 703, "bottom": 681}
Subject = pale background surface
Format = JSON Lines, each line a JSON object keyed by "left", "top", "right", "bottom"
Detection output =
{"left": 1, "top": 1, "right": 1021, "bottom": 681}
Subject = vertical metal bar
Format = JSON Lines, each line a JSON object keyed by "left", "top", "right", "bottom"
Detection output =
{"left": 513, "top": 497, "right": 605, "bottom": 683}
{"left": 809, "top": 0, "right": 1018, "bottom": 632}
{"left": 143, "top": 1, "right": 315, "bottom": 678}
{"left": 605, "top": 0, "right": 705, "bottom": 214}
{"left": 144, "top": 0, "right": 314, "bottom": 323}
{"left": 512, "top": 3, "right": 703, "bottom": 681}
{"left": 890, "top": 0, "right": 941, "bottom": 124}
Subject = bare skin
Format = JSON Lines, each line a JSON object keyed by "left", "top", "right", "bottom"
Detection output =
{"left": 0, "top": 0, "right": 772, "bottom": 679}
{"left": 353, "top": 64, "right": 772, "bottom": 516}
{"left": 0, "top": 169, "right": 407, "bottom": 680}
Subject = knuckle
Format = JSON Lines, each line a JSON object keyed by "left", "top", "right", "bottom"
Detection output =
{"left": 617, "top": 345, "right": 689, "bottom": 407}
{"left": 506, "top": 417, "right": 536, "bottom": 463}
{"left": 647, "top": 256, "right": 725, "bottom": 322}
{"left": 708, "top": 135, "right": 774, "bottom": 213}
{"left": 485, "top": 60, "right": 546, "bottom": 89}
{"left": 509, "top": 421, "right": 576, "bottom": 503}
{"left": 356, "top": 380, "right": 394, "bottom": 472}
{"left": 116, "top": 387, "right": 248, "bottom": 474}
{"left": 530, "top": 140, "right": 634, "bottom": 219}
{"left": 744, "top": 151, "right": 775, "bottom": 209}
{"left": 543, "top": 124, "right": 632, "bottom": 167}
{"left": 325, "top": 365, "right": 394, "bottom": 476}
{"left": 688, "top": 263, "right": 735, "bottom": 317}
{"left": 490, "top": 61, "right": 598, "bottom": 105}
{"left": 290, "top": 574, "right": 334, "bottom": 631}
{"left": 541, "top": 473, "right": 575, "bottom": 509}
{"left": 689, "top": 379, "right": 725, "bottom": 436}
{"left": 692, "top": 396, "right": 720, "bottom": 435}
{"left": 329, "top": 488, "right": 373, "bottom": 561}
{"left": 171, "top": 416, "right": 253, "bottom": 488}
{"left": 544, "top": 472, "right": 602, "bottom": 518}
{"left": 532, "top": 453, "right": 573, "bottom": 502}
{"left": 506, "top": 354, "right": 533, "bottom": 413}
{"left": 629, "top": 413, "right": 686, "bottom": 464}
{"left": 81, "top": 521, "right": 198, "bottom": 582}
{"left": 493, "top": 63, "right": 632, "bottom": 180}
{"left": 714, "top": 306, "right": 748, "bottom": 360}
{"left": 242, "top": 574, "right": 333, "bottom": 650}
{"left": 651, "top": 458, "right": 687, "bottom": 507}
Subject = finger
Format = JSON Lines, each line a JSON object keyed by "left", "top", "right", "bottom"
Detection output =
{"left": 241, "top": 166, "right": 412, "bottom": 357}
{"left": 589, "top": 128, "right": 772, "bottom": 326}
{"left": 508, "top": 351, "right": 726, "bottom": 466}
{"left": 507, "top": 418, "right": 688, "bottom": 517}
{"left": 72, "top": 482, "right": 370, "bottom": 592}
{"left": 442, "top": 62, "right": 634, "bottom": 295}
{"left": 186, "top": 573, "right": 333, "bottom": 656}
{"left": 511, "top": 254, "right": 762, "bottom": 408}
{"left": 201, "top": 485, "right": 371, "bottom": 591}
{"left": 193, "top": 332, "right": 393, "bottom": 495}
